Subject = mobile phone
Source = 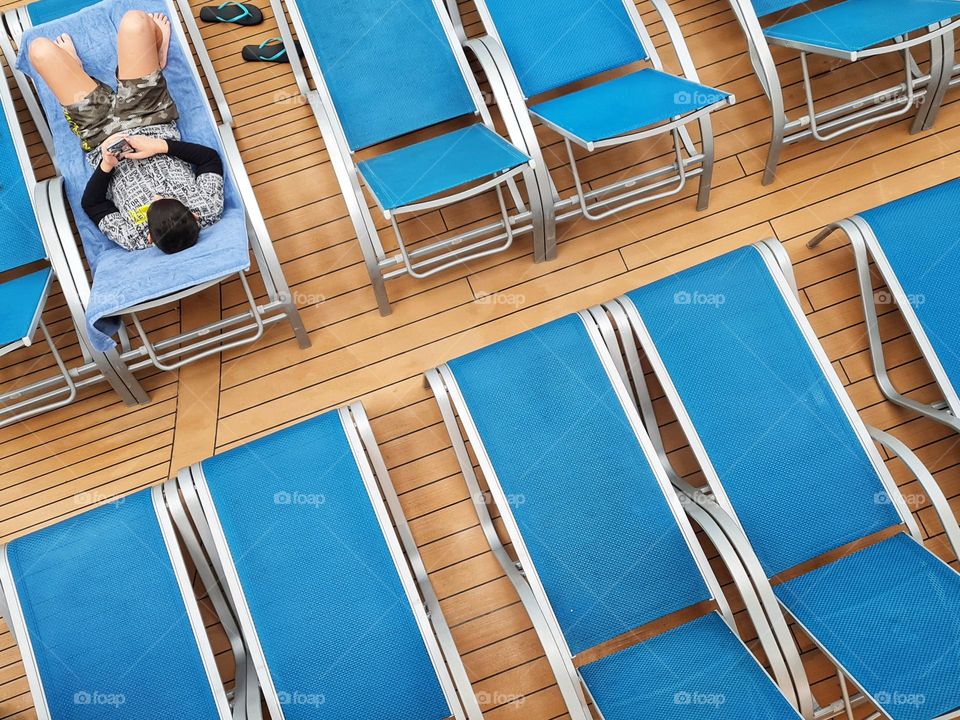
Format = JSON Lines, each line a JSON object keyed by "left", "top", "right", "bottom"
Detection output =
{"left": 107, "top": 139, "right": 133, "bottom": 156}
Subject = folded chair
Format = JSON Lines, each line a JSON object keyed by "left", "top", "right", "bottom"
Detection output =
{"left": 164, "top": 404, "right": 482, "bottom": 719}
{"left": 445, "top": 0, "right": 734, "bottom": 230}
{"left": 602, "top": 241, "right": 960, "bottom": 719}
{"left": 0, "top": 488, "right": 238, "bottom": 719}
{"left": 271, "top": 0, "right": 544, "bottom": 315}
{"left": 810, "top": 178, "right": 960, "bottom": 435}
{"left": 427, "top": 313, "right": 808, "bottom": 719}
{"left": 729, "top": 0, "right": 960, "bottom": 184}
{"left": 1, "top": 0, "right": 309, "bottom": 383}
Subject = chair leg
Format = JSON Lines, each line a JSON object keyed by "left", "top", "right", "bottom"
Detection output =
{"left": 696, "top": 113, "right": 716, "bottom": 210}
{"left": 763, "top": 79, "right": 788, "bottom": 186}
{"left": 912, "top": 26, "right": 955, "bottom": 133}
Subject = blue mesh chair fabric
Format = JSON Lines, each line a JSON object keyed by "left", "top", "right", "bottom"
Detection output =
{"left": 0, "top": 267, "right": 50, "bottom": 347}
{"left": 5, "top": 489, "right": 224, "bottom": 719}
{"left": 27, "top": 0, "right": 102, "bottom": 25}
{"left": 859, "top": 178, "right": 960, "bottom": 394}
{"left": 200, "top": 411, "right": 451, "bottom": 720}
{"left": 627, "top": 246, "right": 901, "bottom": 576}
{"left": 580, "top": 613, "right": 801, "bottom": 719}
{"left": 530, "top": 69, "right": 729, "bottom": 144}
{"left": 358, "top": 125, "right": 529, "bottom": 210}
{"left": 448, "top": 314, "right": 711, "bottom": 654}
{"left": 293, "top": 0, "right": 476, "bottom": 150}
{"left": 479, "top": 0, "right": 647, "bottom": 97}
{"left": 764, "top": 0, "right": 960, "bottom": 53}
{"left": 776, "top": 533, "right": 960, "bottom": 720}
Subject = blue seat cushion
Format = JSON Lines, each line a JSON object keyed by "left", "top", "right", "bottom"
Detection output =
{"left": 776, "top": 534, "right": 960, "bottom": 720}
{"left": 0, "top": 267, "right": 51, "bottom": 347}
{"left": 6, "top": 489, "right": 225, "bottom": 719}
{"left": 580, "top": 613, "right": 800, "bottom": 719}
{"left": 764, "top": 0, "right": 960, "bottom": 55}
{"left": 358, "top": 124, "right": 529, "bottom": 211}
{"left": 859, "top": 178, "right": 960, "bottom": 394}
{"left": 200, "top": 411, "right": 452, "bottom": 720}
{"left": 529, "top": 69, "right": 729, "bottom": 145}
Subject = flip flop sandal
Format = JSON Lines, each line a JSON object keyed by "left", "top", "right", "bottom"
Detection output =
{"left": 242, "top": 37, "right": 301, "bottom": 63}
{"left": 200, "top": 1, "right": 263, "bottom": 25}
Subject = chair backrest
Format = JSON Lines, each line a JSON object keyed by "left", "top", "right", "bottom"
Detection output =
{"left": 447, "top": 314, "right": 712, "bottom": 655}
{"left": 198, "top": 411, "right": 453, "bottom": 720}
{"left": 0, "top": 84, "right": 45, "bottom": 273}
{"left": 292, "top": 0, "right": 477, "bottom": 151}
{"left": 2, "top": 489, "right": 228, "bottom": 719}
{"left": 626, "top": 246, "right": 902, "bottom": 577}
{"left": 860, "top": 179, "right": 960, "bottom": 392}
{"left": 477, "top": 0, "right": 648, "bottom": 97}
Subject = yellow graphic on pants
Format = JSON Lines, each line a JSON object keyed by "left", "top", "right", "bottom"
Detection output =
{"left": 62, "top": 110, "right": 92, "bottom": 151}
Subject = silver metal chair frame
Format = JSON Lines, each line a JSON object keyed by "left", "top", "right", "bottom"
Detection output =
{"left": 271, "top": 0, "right": 547, "bottom": 316}
{"left": 728, "top": 0, "right": 960, "bottom": 185}
{"left": 426, "top": 309, "right": 805, "bottom": 720}
{"left": 167, "top": 402, "right": 483, "bottom": 720}
{"left": 0, "top": 488, "right": 235, "bottom": 720}
{"left": 446, "top": 0, "right": 735, "bottom": 242}
{"left": 810, "top": 217, "right": 960, "bottom": 435}
{"left": 600, "top": 237, "right": 960, "bottom": 720}
{"left": 0, "top": 0, "right": 309, "bottom": 395}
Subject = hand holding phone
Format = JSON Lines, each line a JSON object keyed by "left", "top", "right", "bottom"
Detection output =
{"left": 107, "top": 138, "right": 134, "bottom": 156}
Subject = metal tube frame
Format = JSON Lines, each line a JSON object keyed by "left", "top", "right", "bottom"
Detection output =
{"left": 809, "top": 217, "right": 960, "bottom": 433}
{"left": 446, "top": 0, "right": 735, "bottom": 221}
{"left": 172, "top": 403, "right": 481, "bottom": 720}
{"left": 271, "top": 0, "right": 546, "bottom": 315}
{"left": 424, "top": 309, "right": 806, "bottom": 720}
{"left": 728, "top": 0, "right": 960, "bottom": 184}
{"left": 604, "top": 238, "right": 957, "bottom": 719}
{"left": 0, "top": 0, "right": 310, "bottom": 408}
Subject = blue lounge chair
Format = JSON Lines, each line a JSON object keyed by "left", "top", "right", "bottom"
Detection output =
{"left": 728, "top": 0, "right": 960, "bottom": 184}
{"left": 427, "top": 314, "right": 806, "bottom": 719}
{"left": 2, "top": 0, "right": 308, "bottom": 381}
{"left": 0, "top": 101, "right": 76, "bottom": 426}
{"left": 270, "top": 0, "right": 545, "bottom": 315}
{"left": 167, "top": 404, "right": 481, "bottom": 719}
{"left": 445, "top": 0, "right": 734, "bottom": 226}
{"left": 810, "top": 178, "right": 960, "bottom": 436}
{"left": 605, "top": 241, "right": 960, "bottom": 719}
{"left": 0, "top": 488, "right": 236, "bottom": 719}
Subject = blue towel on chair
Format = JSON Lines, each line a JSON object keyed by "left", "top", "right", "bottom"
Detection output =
{"left": 17, "top": 0, "right": 250, "bottom": 352}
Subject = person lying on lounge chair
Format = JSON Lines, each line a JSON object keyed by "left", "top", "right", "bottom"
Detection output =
{"left": 28, "top": 10, "right": 224, "bottom": 254}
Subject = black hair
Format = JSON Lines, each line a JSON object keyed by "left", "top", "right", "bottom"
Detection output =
{"left": 147, "top": 198, "right": 200, "bottom": 254}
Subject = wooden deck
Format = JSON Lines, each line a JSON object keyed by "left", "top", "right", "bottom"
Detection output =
{"left": 1, "top": 0, "right": 960, "bottom": 717}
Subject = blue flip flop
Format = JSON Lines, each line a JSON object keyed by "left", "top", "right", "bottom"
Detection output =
{"left": 200, "top": 1, "right": 263, "bottom": 25}
{"left": 241, "top": 37, "right": 301, "bottom": 63}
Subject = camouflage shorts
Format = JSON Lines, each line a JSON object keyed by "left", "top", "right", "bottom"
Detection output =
{"left": 62, "top": 70, "right": 179, "bottom": 152}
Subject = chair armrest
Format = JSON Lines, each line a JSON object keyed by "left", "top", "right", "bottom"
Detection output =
{"left": 676, "top": 487, "right": 813, "bottom": 719}
{"left": 646, "top": 0, "right": 706, "bottom": 84}
{"left": 868, "top": 425, "right": 960, "bottom": 561}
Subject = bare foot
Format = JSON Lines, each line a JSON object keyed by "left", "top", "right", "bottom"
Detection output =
{"left": 55, "top": 34, "right": 80, "bottom": 64}
{"left": 150, "top": 13, "right": 171, "bottom": 69}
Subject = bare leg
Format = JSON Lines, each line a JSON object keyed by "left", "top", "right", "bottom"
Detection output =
{"left": 28, "top": 35, "right": 98, "bottom": 106}
{"left": 116, "top": 10, "right": 170, "bottom": 80}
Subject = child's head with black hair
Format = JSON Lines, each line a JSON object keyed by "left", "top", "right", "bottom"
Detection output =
{"left": 147, "top": 198, "right": 200, "bottom": 254}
